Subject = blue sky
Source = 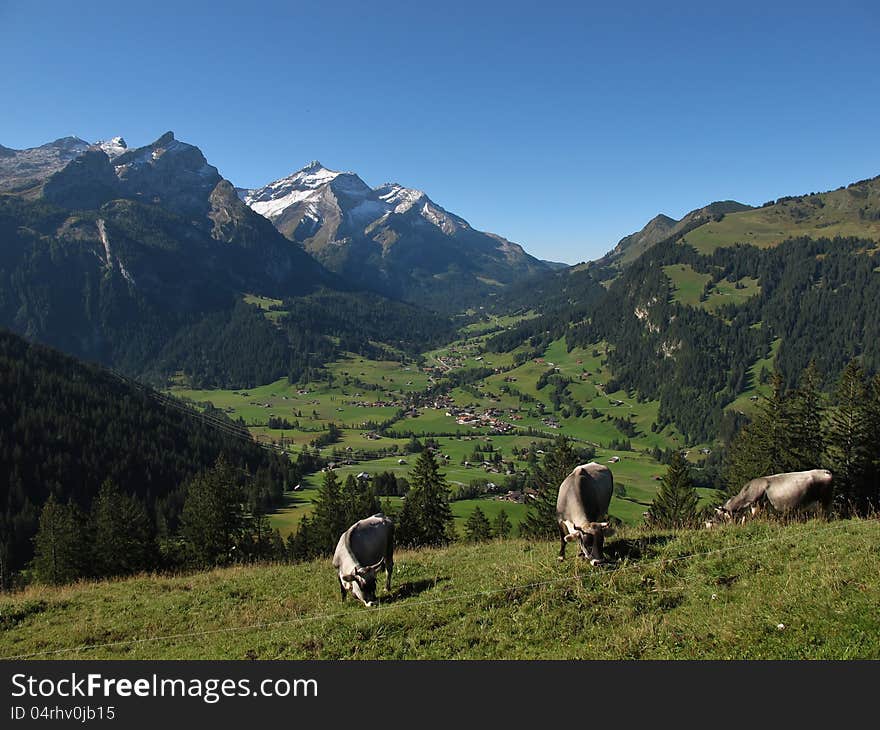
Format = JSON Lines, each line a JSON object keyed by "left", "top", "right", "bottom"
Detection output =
{"left": 1, "top": 1, "right": 878, "bottom": 264}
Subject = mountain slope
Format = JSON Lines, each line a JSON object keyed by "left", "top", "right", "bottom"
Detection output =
{"left": 241, "top": 162, "right": 551, "bottom": 309}
{"left": 683, "top": 175, "right": 880, "bottom": 252}
{"left": 488, "top": 171, "right": 880, "bottom": 442}
{"left": 0, "top": 329, "right": 293, "bottom": 581}
{"left": 0, "top": 133, "right": 453, "bottom": 387}
{"left": 603, "top": 201, "right": 753, "bottom": 267}
{"left": 0, "top": 136, "right": 92, "bottom": 194}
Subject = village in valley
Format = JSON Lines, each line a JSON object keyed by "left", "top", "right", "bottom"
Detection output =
{"left": 172, "top": 309, "right": 725, "bottom": 537}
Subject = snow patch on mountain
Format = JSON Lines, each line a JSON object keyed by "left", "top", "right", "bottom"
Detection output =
{"left": 97, "top": 137, "right": 127, "bottom": 160}
{"left": 244, "top": 162, "right": 344, "bottom": 219}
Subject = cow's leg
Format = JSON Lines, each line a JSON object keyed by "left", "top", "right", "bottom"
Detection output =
{"left": 385, "top": 527, "right": 395, "bottom": 593}
{"left": 385, "top": 558, "right": 393, "bottom": 593}
{"left": 339, "top": 578, "right": 347, "bottom": 601}
{"left": 557, "top": 522, "right": 567, "bottom": 561}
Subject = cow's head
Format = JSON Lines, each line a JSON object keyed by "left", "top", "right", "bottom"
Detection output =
{"left": 340, "top": 557, "right": 385, "bottom": 607}
{"left": 565, "top": 522, "right": 615, "bottom": 565}
{"left": 704, "top": 506, "right": 733, "bottom": 529}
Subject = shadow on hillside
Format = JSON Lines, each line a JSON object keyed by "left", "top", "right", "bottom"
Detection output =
{"left": 605, "top": 534, "right": 675, "bottom": 562}
{"left": 382, "top": 576, "right": 450, "bottom": 604}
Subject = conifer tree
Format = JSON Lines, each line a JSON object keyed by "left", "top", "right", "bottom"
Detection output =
{"left": 270, "top": 529, "right": 287, "bottom": 562}
{"left": 787, "top": 360, "right": 825, "bottom": 469}
{"left": 289, "top": 516, "right": 319, "bottom": 561}
{"left": 520, "top": 436, "right": 579, "bottom": 539}
{"left": 181, "top": 456, "right": 246, "bottom": 567}
{"left": 91, "top": 479, "right": 156, "bottom": 578}
{"left": 246, "top": 507, "right": 274, "bottom": 562}
{"left": 492, "top": 509, "right": 512, "bottom": 539}
{"left": 311, "top": 469, "right": 348, "bottom": 554}
{"left": 32, "top": 494, "right": 89, "bottom": 584}
{"left": 464, "top": 506, "right": 492, "bottom": 542}
{"left": 397, "top": 450, "right": 454, "bottom": 547}
{"left": 725, "top": 373, "right": 793, "bottom": 493}
{"left": 826, "top": 360, "right": 871, "bottom": 512}
{"left": 341, "top": 474, "right": 381, "bottom": 526}
{"left": 865, "top": 374, "right": 880, "bottom": 509}
{"left": 648, "top": 452, "right": 699, "bottom": 529}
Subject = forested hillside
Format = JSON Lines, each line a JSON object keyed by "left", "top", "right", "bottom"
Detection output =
{"left": 488, "top": 170, "right": 880, "bottom": 445}
{"left": 0, "top": 331, "right": 296, "bottom": 586}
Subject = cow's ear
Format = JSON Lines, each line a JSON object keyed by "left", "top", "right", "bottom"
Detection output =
{"left": 600, "top": 524, "right": 616, "bottom": 537}
{"left": 340, "top": 572, "right": 357, "bottom": 583}
{"left": 564, "top": 533, "right": 578, "bottom": 542}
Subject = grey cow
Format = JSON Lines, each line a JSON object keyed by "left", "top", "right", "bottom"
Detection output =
{"left": 333, "top": 513, "right": 395, "bottom": 607}
{"left": 557, "top": 462, "right": 616, "bottom": 565}
{"left": 711, "top": 468, "right": 834, "bottom": 525}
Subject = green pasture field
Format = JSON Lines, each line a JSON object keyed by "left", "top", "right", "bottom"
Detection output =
{"left": 663, "top": 264, "right": 712, "bottom": 306}
{"left": 5, "top": 519, "right": 876, "bottom": 659}
{"left": 724, "top": 338, "right": 782, "bottom": 416}
{"left": 686, "top": 210, "right": 880, "bottom": 254}
{"left": 169, "top": 332, "right": 707, "bottom": 543}
{"left": 242, "top": 293, "right": 287, "bottom": 323}
{"left": 683, "top": 181, "right": 880, "bottom": 254}
{"left": 662, "top": 264, "right": 760, "bottom": 313}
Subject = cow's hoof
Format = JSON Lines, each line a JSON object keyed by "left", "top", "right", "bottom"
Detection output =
{"left": 590, "top": 559, "right": 604, "bottom": 567}
{"left": 365, "top": 601, "right": 376, "bottom": 608}
{"left": 557, "top": 556, "right": 565, "bottom": 562}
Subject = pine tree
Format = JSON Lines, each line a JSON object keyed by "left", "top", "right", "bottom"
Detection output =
{"left": 464, "top": 506, "right": 493, "bottom": 542}
{"left": 341, "top": 474, "right": 381, "bottom": 526}
{"left": 270, "top": 529, "right": 287, "bottom": 562}
{"left": 91, "top": 480, "right": 156, "bottom": 578}
{"left": 246, "top": 507, "right": 274, "bottom": 562}
{"left": 725, "top": 373, "right": 793, "bottom": 493}
{"left": 31, "top": 494, "right": 89, "bottom": 584}
{"left": 311, "top": 469, "right": 348, "bottom": 554}
{"left": 492, "top": 509, "right": 512, "bottom": 539}
{"left": 648, "top": 452, "right": 699, "bottom": 529}
{"left": 787, "top": 360, "right": 825, "bottom": 469}
{"left": 397, "top": 450, "right": 454, "bottom": 548}
{"left": 289, "top": 516, "right": 319, "bottom": 562}
{"left": 864, "top": 374, "right": 880, "bottom": 510}
{"left": 520, "top": 436, "right": 579, "bottom": 539}
{"left": 826, "top": 360, "right": 871, "bottom": 512}
{"left": 180, "top": 456, "right": 246, "bottom": 567}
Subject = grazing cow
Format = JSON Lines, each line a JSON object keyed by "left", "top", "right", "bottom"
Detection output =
{"left": 333, "top": 513, "right": 394, "bottom": 607}
{"left": 556, "top": 462, "right": 616, "bottom": 565}
{"left": 710, "top": 469, "right": 834, "bottom": 526}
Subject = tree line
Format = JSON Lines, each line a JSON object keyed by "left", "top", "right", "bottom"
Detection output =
{"left": 0, "top": 330, "right": 295, "bottom": 589}
{"left": 484, "top": 235, "right": 880, "bottom": 444}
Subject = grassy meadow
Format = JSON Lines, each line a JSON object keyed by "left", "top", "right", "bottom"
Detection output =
{"left": 2, "top": 518, "right": 877, "bottom": 660}
{"left": 683, "top": 178, "right": 880, "bottom": 254}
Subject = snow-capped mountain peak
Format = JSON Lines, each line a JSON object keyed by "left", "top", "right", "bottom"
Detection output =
{"left": 376, "top": 182, "right": 426, "bottom": 212}
{"left": 242, "top": 163, "right": 480, "bottom": 240}
{"left": 97, "top": 136, "right": 128, "bottom": 160}
{"left": 238, "top": 159, "right": 549, "bottom": 304}
{"left": 242, "top": 161, "right": 372, "bottom": 222}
